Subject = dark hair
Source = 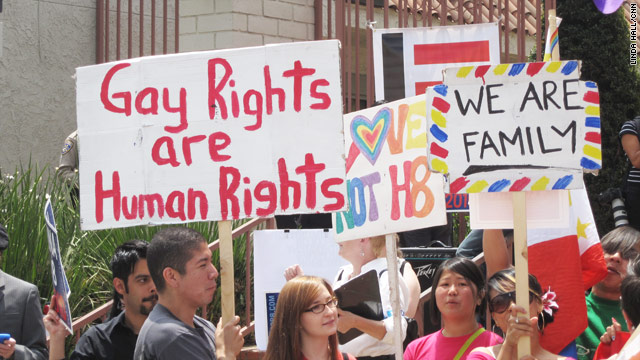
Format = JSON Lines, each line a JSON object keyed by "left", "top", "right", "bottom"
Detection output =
{"left": 621, "top": 274, "right": 640, "bottom": 328}
{"left": 148, "top": 227, "right": 206, "bottom": 293}
{"left": 429, "top": 257, "right": 486, "bottom": 325}
{"left": 601, "top": 226, "right": 640, "bottom": 260}
{"left": 264, "top": 276, "right": 339, "bottom": 360}
{"left": 109, "top": 239, "right": 149, "bottom": 318}
{"left": 629, "top": 257, "right": 640, "bottom": 277}
{"left": 487, "top": 268, "right": 554, "bottom": 330}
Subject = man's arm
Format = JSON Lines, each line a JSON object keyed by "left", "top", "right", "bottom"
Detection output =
{"left": 56, "top": 134, "right": 78, "bottom": 185}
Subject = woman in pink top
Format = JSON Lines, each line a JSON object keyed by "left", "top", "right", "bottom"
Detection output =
{"left": 468, "top": 268, "right": 574, "bottom": 360}
{"left": 264, "top": 276, "right": 356, "bottom": 360}
{"left": 404, "top": 257, "right": 502, "bottom": 360}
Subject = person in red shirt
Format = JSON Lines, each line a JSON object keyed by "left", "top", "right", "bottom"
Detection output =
{"left": 264, "top": 276, "right": 355, "bottom": 360}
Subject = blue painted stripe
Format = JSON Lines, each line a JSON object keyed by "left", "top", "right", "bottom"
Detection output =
{"left": 488, "top": 179, "right": 511, "bottom": 192}
{"left": 561, "top": 61, "right": 579, "bottom": 75}
{"left": 434, "top": 84, "right": 448, "bottom": 97}
{"left": 585, "top": 81, "right": 597, "bottom": 88}
{"left": 508, "top": 63, "right": 526, "bottom": 76}
{"left": 581, "top": 157, "right": 601, "bottom": 170}
{"left": 552, "top": 175, "right": 574, "bottom": 190}
{"left": 429, "top": 124, "right": 448, "bottom": 143}
{"left": 585, "top": 117, "right": 601, "bottom": 128}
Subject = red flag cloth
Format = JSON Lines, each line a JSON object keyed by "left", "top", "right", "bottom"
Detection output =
{"left": 527, "top": 189, "right": 607, "bottom": 353}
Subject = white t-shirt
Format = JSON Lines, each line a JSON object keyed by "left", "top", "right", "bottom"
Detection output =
{"left": 333, "top": 257, "right": 409, "bottom": 357}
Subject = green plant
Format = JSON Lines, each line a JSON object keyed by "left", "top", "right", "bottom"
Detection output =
{"left": 557, "top": 2, "right": 640, "bottom": 235}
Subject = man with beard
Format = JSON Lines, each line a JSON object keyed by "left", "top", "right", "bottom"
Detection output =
{"left": 44, "top": 240, "right": 158, "bottom": 360}
{"left": 576, "top": 226, "right": 640, "bottom": 360}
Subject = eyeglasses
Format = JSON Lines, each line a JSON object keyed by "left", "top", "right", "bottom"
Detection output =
{"left": 305, "top": 297, "right": 338, "bottom": 314}
{"left": 489, "top": 291, "right": 537, "bottom": 314}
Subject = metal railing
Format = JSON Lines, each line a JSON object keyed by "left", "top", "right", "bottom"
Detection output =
{"left": 315, "top": 0, "right": 556, "bottom": 112}
{"left": 96, "top": 0, "right": 179, "bottom": 64}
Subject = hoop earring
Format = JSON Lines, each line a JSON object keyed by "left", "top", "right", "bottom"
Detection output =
{"left": 360, "top": 250, "right": 365, "bottom": 257}
{"left": 537, "top": 312, "right": 545, "bottom": 334}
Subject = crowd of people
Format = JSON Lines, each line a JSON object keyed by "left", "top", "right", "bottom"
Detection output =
{"left": 1, "top": 215, "right": 639, "bottom": 360}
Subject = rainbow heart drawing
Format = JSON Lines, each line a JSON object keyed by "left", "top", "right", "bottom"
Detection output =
{"left": 350, "top": 107, "right": 391, "bottom": 165}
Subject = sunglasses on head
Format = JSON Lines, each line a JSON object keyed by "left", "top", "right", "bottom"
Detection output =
{"left": 489, "top": 291, "right": 537, "bottom": 314}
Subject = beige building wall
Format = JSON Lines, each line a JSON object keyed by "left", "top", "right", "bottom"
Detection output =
{"left": 0, "top": 0, "right": 95, "bottom": 173}
{"left": 0, "top": 0, "right": 176, "bottom": 173}
{"left": 179, "top": 0, "right": 316, "bottom": 52}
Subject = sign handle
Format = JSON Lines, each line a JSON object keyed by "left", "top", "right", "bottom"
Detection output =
{"left": 513, "top": 192, "right": 531, "bottom": 357}
{"left": 219, "top": 220, "right": 235, "bottom": 324}
{"left": 385, "top": 234, "right": 403, "bottom": 360}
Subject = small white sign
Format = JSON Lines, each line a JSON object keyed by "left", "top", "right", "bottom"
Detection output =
{"left": 253, "top": 229, "right": 348, "bottom": 351}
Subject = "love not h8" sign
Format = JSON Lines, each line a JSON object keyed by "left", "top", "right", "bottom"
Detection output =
{"left": 333, "top": 95, "right": 447, "bottom": 242}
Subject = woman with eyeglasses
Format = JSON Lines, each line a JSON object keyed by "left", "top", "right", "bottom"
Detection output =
{"left": 285, "top": 235, "right": 411, "bottom": 360}
{"left": 404, "top": 257, "right": 502, "bottom": 360}
{"left": 468, "top": 268, "right": 572, "bottom": 360}
{"left": 264, "top": 276, "right": 357, "bottom": 360}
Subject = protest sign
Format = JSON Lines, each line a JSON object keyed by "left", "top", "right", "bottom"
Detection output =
{"left": 426, "top": 61, "right": 601, "bottom": 193}
{"left": 373, "top": 23, "right": 500, "bottom": 101}
{"left": 333, "top": 96, "right": 447, "bottom": 242}
{"left": 76, "top": 40, "right": 346, "bottom": 230}
{"left": 253, "top": 229, "right": 347, "bottom": 350}
{"left": 44, "top": 199, "right": 72, "bottom": 334}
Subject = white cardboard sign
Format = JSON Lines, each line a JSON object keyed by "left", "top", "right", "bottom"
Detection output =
{"left": 76, "top": 41, "right": 346, "bottom": 230}
{"left": 426, "top": 61, "right": 601, "bottom": 194}
{"left": 333, "top": 96, "right": 447, "bottom": 242}
{"left": 253, "top": 229, "right": 347, "bottom": 351}
{"left": 469, "top": 191, "right": 569, "bottom": 229}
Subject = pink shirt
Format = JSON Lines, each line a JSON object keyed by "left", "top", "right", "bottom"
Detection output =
{"left": 403, "top": 329, "right": 503, "bottom": 360}
{"left": 466, "top": 351, "right": 577, "bottom": 360}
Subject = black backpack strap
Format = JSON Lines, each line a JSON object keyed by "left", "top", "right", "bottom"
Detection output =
{"left": 378, "top": 269, "right": 387, "bottom": 279}
{"left": 399, "top": 259, "right": 407, "bottom": 276}
{"left": 378, "top": 260, "right": 407, "bottom": 279}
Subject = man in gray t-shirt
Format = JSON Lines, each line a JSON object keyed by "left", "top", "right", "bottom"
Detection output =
{"left": 135, "top": 303, "right": 217, "bottom": 359}
{"left": 134, "top": 227, "right": 245, "bottom": 360}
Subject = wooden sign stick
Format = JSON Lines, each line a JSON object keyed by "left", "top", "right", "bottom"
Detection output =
{"left": 219, "top": 220, "right": 235, "bottom": 324}
{"left": 513, "top": 192, "right": 531, "bottom": 358}
{"left": 385, "top": 234, "right": 404, "bottom": 360}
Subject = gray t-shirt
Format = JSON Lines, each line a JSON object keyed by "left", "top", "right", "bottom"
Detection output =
{"left": 134, "top": 303, "right": 216, "bottom": 360}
